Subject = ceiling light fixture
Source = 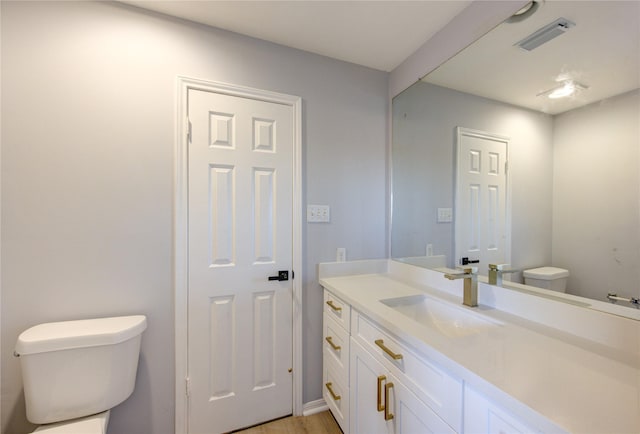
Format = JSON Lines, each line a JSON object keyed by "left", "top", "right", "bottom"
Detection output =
{"left": 506, "top": 0, "right": 544, "bottom": 24}
{"left": 515, "top": 17, "right": 575, "bottom": 51}
{"left": 537, "top": 80, "right": 588, "bottom": 99}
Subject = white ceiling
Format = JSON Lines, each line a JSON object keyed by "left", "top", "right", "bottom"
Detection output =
{"left": 121, "top": 0, "right": 471, "bottom": 72}
{"left": 423, "top": 1, "right": 640, "bottom": 114}
{"left": 120, "top": 1, "right": 638, "bottom": 114}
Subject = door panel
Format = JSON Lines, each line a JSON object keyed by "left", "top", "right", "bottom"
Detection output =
{"left": 209, "top": 164, "right": 235, "bottom": 266}
{"left": 208, "top": 295, "right": 235, "bottom": 400}
{"left": 187, "top": 88, "right": 294, "bottom": 433}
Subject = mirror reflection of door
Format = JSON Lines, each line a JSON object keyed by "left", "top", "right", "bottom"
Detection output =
{"left": 455, "top": 127, "right": 510, "bottom": 275}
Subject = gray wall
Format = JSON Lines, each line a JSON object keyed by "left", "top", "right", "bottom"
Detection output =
{"left": 1, "top": 2, "right": 388, "bottom": 433}
{"left": 392, "top": 82, "right": 554, "bottom": 273}
{"left": 552, "top": 90, "right": 640, "bottom": 300}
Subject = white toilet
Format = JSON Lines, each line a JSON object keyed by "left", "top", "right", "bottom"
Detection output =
{"left": 523, "top": 266, "right": 570, "bottom": 292}
{"left": 14, "top": 315, "right": 147, "bottom": 433}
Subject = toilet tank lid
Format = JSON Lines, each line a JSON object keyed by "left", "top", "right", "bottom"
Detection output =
{"left": 523, "top": 267, "right": 569, "bottom": 280}
{"left": 15, "top": 315, "right": 147, "bottom": 356}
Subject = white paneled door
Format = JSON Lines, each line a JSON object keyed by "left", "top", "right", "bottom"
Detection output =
{"left": 187, "top": 88, "right": 294, "bottom": 433}
{"left": 455, "top": 127, "right": 510, "bottom": 274}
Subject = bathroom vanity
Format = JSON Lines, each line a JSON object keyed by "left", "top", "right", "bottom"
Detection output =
{"left": 319, "top": 260, "right": 640, "bottom": 434}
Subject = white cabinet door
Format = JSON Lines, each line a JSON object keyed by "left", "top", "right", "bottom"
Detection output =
{"left": 351, "top": 339, "right": 455, "bottom": 434}
{"left": 351, "top": 310, "right": 463, "bottom": 431}
{"left": 392, "top": 373, "right": 456, "bottom": 434}
{"left": 464, "top": 386, "right": 566, "bottom": 434}
{"left": 350, "top": 339, "right": 392, "bottom": 434}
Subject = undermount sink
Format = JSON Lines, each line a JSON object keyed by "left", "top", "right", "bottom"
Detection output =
{"left": 380, "top": 294, "right": 502, "bottom": 338}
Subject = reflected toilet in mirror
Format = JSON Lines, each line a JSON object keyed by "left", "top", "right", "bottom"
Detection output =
{"left": 522, "top": 267, "right": 569, "bottom": 293}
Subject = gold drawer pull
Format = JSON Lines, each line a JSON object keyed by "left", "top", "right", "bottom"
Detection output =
{"left": 325, "top": 382, "right": 341, "bottom": 401}
{"left": 326, "top": 300, "right": 342, "bottom": 312}
{"left": 325, "top": 336, "right": 341, "bottom": 351}
{"left": 375, "top": 339, "right": 403, "bottom": 360}
{"left": 377, "top": 375, "right": 386, "bottom": 412}
{"left": 384, "top": 382, "right": 395, "bottom": 421}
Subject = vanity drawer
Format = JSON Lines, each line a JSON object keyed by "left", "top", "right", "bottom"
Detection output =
{"left": 351, "top": 310, "right": 462, "bottom": 432}
{"left": 323, "top": 356, "right": 349, "bottom": 433}
{"left": 323, "top": 290, "right": 351, "bottom": 331}
{"left": 323, "top": 312, "right": 350, "bottom": 377}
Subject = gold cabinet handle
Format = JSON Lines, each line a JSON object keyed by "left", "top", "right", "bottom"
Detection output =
{"left": 325, "top": 382, "right": 341, "bottom": 401}
{"left": 377, "top": 375, "right": 386, "bottom": 412}
{"left": 325, "top": 336, "right": 341, "bottom": 351}
{"left": 375, "top": 339, "right": 403, "bottom": 360}
{"left": 384, "top": 382, "right": 395, "bottom": 421}
{"left": 326, "top": 300, "right": 342, "bottom": 312}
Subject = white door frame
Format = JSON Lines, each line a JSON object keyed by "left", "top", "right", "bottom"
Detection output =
{"left": 174, "top": 76, "right": 303, "bottom": 434}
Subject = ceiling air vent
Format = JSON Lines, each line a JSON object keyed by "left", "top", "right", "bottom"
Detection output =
{"left": 515, "top": 18, "right": 575, "bottom": 51}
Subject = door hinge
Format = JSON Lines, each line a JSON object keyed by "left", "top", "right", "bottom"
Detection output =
{"left": 186, "top": 118, "right": 192, "bottom": 143}
{"left": 185, "top": 377, "right": 191, "bottom": 397}
{"left": 292, "top": 270, "right": 295, "bottom": 280}
{"left": 505, "top": 161, "right": 509, "bottom": 174}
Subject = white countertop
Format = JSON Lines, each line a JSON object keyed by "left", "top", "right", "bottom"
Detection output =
{"left": 319, "top": 265, "right": 640, "bottom": 434}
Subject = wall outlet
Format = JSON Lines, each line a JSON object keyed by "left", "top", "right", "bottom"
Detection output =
{"left": 336, "top": 248, "right": 346, "bottom": 262}
{"left": 307, "top": 204, "right": 330, "bottom": 223}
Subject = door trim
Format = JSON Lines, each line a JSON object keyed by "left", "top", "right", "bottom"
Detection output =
{"left": 174, "top": 76, "right": 303, "bottom": 434}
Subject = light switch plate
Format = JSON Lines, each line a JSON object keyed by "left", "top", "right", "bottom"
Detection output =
{"left": 437, "top": 208, "right": 453, "bottom": 223}
{"left": 307, "top": 204, "right": 330, "bottom": 223}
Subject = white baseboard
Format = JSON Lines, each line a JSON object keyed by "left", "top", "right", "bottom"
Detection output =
{"left": 302, "top": 399, "right": 329, "bottom": 416}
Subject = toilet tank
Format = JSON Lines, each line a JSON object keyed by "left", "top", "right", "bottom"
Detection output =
{"left": 523, "top": 267, "right": 570, "bottom": 292}
{"left": 15, "top": 315, "right": 147, "bottom": 424}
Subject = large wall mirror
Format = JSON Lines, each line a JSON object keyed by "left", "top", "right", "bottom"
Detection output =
{"left": 391, "top": 1, "right": 639, "bottom": 314}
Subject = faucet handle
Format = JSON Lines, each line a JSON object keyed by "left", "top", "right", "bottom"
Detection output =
{"left": 489, "top": 263, "right": 518, "bottom": 273}
{"left": 445, "top": 267, "right": 478, "bottom": 280}
{"left": 489, "top": 263, "right": 509, "bottom": 271}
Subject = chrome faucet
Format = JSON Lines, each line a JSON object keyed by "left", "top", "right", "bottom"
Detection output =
{"left": 488, "top": 264, "right": 519, "bottom": 286}
{"left": 444, "top": 267, "right": 478, "bottom": 307}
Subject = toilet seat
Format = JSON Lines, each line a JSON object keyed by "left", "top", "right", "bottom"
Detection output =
{"left": 33, "top": 411, "right": 110, "bottom": 434}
